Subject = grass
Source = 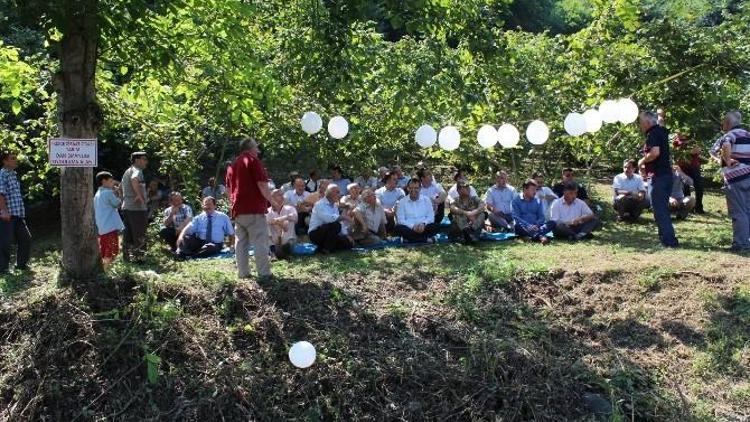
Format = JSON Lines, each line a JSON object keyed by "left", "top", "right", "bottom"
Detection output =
{"left": 1, "top": 182, "right": 749, "bottom": 420}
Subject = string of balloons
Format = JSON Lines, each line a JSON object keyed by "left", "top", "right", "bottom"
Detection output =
{"left": 298, "top": 98, "right": 639, "bottom": 152}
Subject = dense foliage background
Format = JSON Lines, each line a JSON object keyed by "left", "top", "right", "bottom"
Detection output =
{"left": 1, "top": 0, "right": 748, "bottom": 202}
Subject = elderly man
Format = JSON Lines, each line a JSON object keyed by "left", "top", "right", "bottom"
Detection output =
{"left": 395, "top": 178, "right": 440, "bottom": 243}
{"left": 308, "top": 185, "right": 354, "bottom": 253}
{"left": 638, "top": 110, "right": 678, "bottom": 247}
{"left": 177, "top": 196, "right": 235, "bottom": 259}
{"left": 550, "top": 182, "right": 600, "bottom": 241}
{"left": 267, "top": 189, "right": 298, "bottom": 259}
{"left": 612, "top": 159, "right": 648, "bottom": 221}
{"left": 448, "top": 181, "right": 485, "bottom": 244}
{"left": 709, "top": 111, "right": 750, "bottom": 251}
{"left": 284, "top": 176, "right": 312, "bottom": 235}
{"left": 484, "top": 170, "right": 516, "bottom": 232}
{"left": 417, "top": 168, "right": 447, "bottom": 225}
{"left": 159, "top": 191, "right": 193, "bottom": 252}
{"left": 670, "top": 165, "right": 695, "bottom": 219}
{"left": 552, "top": 168, "right": 591, "bottom": 206}
{"left": 0, "top": 151, "right": 31, "bottom": 273}
{"left": 350, "top": 188, "right": 387, "bottom": 246}
{"left": 375, "top": 171, "right": 405, "bottom": 232}
{"left": 512, "top": 179, "right": 556, "bottom": 244}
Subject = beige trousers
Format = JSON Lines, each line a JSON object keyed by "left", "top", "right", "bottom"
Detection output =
{"left": 234, "top": 214, "right": 271, "bottom": 278}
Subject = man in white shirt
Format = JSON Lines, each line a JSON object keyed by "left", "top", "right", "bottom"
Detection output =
{"left": 550, "top": 182, "right": 601, "bottom": 241}
{"left": 308, "top": 185, "right": 354, "bottom": 253}
{"left": 267, "top": 189, "right": 298, "bottom": 259}
{"left": 375, "top": 172, "right": 405, "bottom": 232}
{"left": 350, "top": 189, "right": 387, "bottom": 246}
{"left": 484, "top": 170, "right": 516, "bottom": 231}
{"left": 354, "top": 169, "right": 378, "bottom": 189}
{"left": 532, "top": 172, "right": 557, "bottom": 220}
{"left": 395, "top": 178, "right": 439, "bottom": 243}
{"left": 447, "top": 169, "right": 478, "bottom": 200}
{"left": 284, "top": 176, "right": 312, "bottom": 234}
{"left": 280, "top": 171, "right": 300, "bottom": 193}
{"left": 417, "top": 168, "right": 447, "bottom": 225}
{"left": 612, "top": 159, "right": 648, "bottom": 221}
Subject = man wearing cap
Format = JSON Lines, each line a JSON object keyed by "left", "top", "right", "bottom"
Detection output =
{"left": 448, "top": 180, "right": 485, "bottom": 244}
{"left": 121, "top": 151, "right": 149, "bottom": 263}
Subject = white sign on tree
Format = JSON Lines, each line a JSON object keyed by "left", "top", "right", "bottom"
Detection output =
{"left": 48, "top": 138, "right": 98, "bottom": 167}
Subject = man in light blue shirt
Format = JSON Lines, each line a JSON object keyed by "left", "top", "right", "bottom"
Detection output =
{"left": 512, "top": 179, "right": 556, "bottom": 244}
{"left": 484, "top": 170, "right": 516, "bottom": 231}
{"left": 329, "top": 165, "right": 352, "bottom": 195}
{"left": 177, "top": 196, "right": 234, "bottom": 259}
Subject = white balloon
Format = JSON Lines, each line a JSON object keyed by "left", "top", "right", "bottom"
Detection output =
{"left": 497, "top": 123, "right": 520, "bottom": 148}
{"left": 583, "top": 109, "right": 603, "bottom": 133}
{"left": 477, "top": 125, "right": 498, "bottom": 149}
{"left": 599, "top": 100, "right": 619, "bottom": 124}
{"left": 525, "top": 120, "right": 549, "bottom": 145}
{"left": 300, "top": 112, "right": 323, "bottom": 135}
{"left": 438, "top": 126, "right": 461, "bottom": 151}
{"left": 327, "top": 116, "right": 349, "bottom": 139}
{"left": 415, "top": 125, "right": 437, "bottom": 148}
{"left": 563, "top": 113, "right": 587, "bottom": 137}
{"left": 289, "top": 341, "right": 316, "bottom": 369}
{"left": 617, "top": 98, "right": 639, "bottom": 124}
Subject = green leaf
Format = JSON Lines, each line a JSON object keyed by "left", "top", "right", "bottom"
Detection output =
{"left": 145, "top": 353, "right": 161, "bottom": 385}
{"left": 120, "top": 66, "right": 129, "bottom": 75}
{"left": 11, "top": 99, "right": 21, "bottom": 115}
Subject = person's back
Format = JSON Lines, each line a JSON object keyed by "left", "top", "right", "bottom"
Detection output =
{"left": 226, "top": 151, "right": 267, "bottom": 217}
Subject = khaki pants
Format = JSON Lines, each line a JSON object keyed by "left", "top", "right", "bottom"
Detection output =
{"left": 234, "top": 214, "right": 270, "bottom": 278}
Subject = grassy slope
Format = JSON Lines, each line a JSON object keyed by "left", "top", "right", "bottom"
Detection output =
{"left": 0, "top": 183, "right": 748, "bottom": 421}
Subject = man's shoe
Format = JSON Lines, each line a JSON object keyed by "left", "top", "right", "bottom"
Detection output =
{"left": 539, "top": 236, "right": 550, "bottom": 245}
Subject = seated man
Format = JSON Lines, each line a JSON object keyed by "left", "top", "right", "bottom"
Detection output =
{"left": 354, "top": 169, "right": 378, "bottom": 189}
{"left": 395, "top": 178, "right": 440, "bottom": 243}
{"left": 448, "top": 181, "right": 485, "bottom": 244}
{"left": 267, "top": 189, "right": 298, "bottom": 259}
{"left": 177, "top": 196, "right": 234, "bottom": 259}
{"left": 670, "top": 165, "right": 696, "bottom": 219}
{"left": 350, "top": 189, "right": 387, "bottom": 246}
{"left": 612, "top": 159, "right": 648, "bottom": 221}
{"left": 284, "top": 176, "right": 312, "bottom": 235}
{"left": 280, "top": 171, "right": 300, "bottom": 193}
{"left": 305, "top": 169, "right": 321, "bottom": 193}
{"left": 376, "top": 167, "right": 390, "bottom": 189}
{"left": 512, "top": 179, "right": 556, "bottom": 244}
{"left": 532, "top": 171, "right": 557, "bottom": 220}
{"left": 329, "top": 165, "right": 352, "bottom": 194}
{"left": 447, "top": 169, "right": 478, "bottom": 200}
{"left": 159, "top": 191, "right": 193, "bottom": 252}
{"left": 417, "top": 168, "right": 447, "bottom": 225}
{"left": 550, "top": 182, "right": 601, "bottom": 241}
{"left": 484, "top": 170, "right": 516, "bottom": 231}
{"left": 552, "top": 167, "right": 591, "bottom": 207}
{"left": 201, "top": 176, "right": 226, "bottom": 200}
{"left": 392, "top": 165, "right": 410, "bottom": 189}
{"left": 308, "top": 185, "right": 354, "bottom": 253}
{"left": 304, "top": 179, "right": 330, "bottom": 206}
{"left": 341, "top": 183, "right": 361, "bottom": 208}
{"left": 375, "top": 171, "right": 405, "bottom": 232}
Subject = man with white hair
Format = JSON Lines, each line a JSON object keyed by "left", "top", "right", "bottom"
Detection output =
{"left": 638, "top": 110, "right": 678, "bottom": 248}
{"left": 350, "top": 188, "right": 387, "bottom": 246}
{"left": 710, "top": 110, "right": 750, "bottom": 251}
{"left": 354, "top": 169, "right": 378, "bottom": 189}
{"left": 308, "top": 184, "right": 354, "bottom": 253}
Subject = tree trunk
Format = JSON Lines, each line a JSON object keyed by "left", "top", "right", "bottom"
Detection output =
{"left": 56, "top": 7, "right": 103, "bottom": 283}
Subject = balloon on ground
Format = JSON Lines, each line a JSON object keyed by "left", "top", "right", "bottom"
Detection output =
{"left": 526, "top": 120, "right": 549, "bottom": 145}
{"left": 328, "top": 116, "right": 349, "bottom": 139}
{"left": 497, "top": 123, "right": 520, "bottom": 148}
{"left": 438, "top": 126, "right": 461, "bottom": 151}
{"left": 300, "top": 111, "right": 323, "bottom": 135}
{"left": 415, "top": 125, "right": 437, "bottom": 148}
{"left": 289, "top": 341, "right": 316, "bottom": 368}
{"left": 477, "top": 125, "right": 498, "bottom": 149}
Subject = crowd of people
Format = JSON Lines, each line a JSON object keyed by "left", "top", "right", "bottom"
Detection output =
{"left": 0, "top": 110, "right": 748, "bottom": 277}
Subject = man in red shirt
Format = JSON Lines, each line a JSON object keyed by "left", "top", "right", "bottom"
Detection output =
{"left": 226, "top": 138, "right": 279, "bottom": 279}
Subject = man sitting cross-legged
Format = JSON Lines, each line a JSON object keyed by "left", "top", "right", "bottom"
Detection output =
{"left": 308, "top": 184, "right": 354, "bottom": 253}
{"left": 160, "top": 191, "right": 193, "bottom": 252}
{"left": 448, "top": 181, "right": 485, "bottom": 244}
{"left": 350, "top": 188, "right": 387, "bottom": 246}
{"left": 670, "top": 165, "right": 696, "bottom": 219}
{"left": 418, "top": 168, "right": 447, "bottom": 225}
{"left": 484, "top": 170, "right": 516, "bottom": 232}
{"left": 284, "top": 176, "right": 312, "bottom": 235}
{"left": 612, "top": 159, "right": 648, "bottom": 221}
{"left": 177, "top": 196, "right": 234, "bottom": 259}
{"left": 375, "top": 171, "right": 405, "bottom": 233}
{"left": 395, "top": 178, "right": 440, "bottom": 243}
{"left": 550, "top": 182, "right": 601, "bottom": 241}
{"left": 512, "top": 179, "right": 556, "bottom": 244}
{"left": 267, "top": 189, "right": 298, "bottom": 259}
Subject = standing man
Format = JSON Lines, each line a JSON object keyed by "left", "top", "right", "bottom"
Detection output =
{"left": 0, "top": 152, "right": 31, "bottom": 273}
{"left": 638, "top": 111, "right": 678, "bottom": 248}
{"left": 121, "top": 152, "right": 149, "bottom": 263}
{"left": 226, "top": 138, "right": 279, "bottom": 279}
{"left": 710, "top": 111, "right": 750, "bottom": 252}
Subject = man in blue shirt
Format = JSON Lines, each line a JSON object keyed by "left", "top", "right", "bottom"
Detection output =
{"left": 638, "top": 110, "right": 678, "bottom": 248}
{"left": 176, "top": 196, "right": 234, "bottom": 259}
{"left": 512, "top": 179, "right": 556, "bottom": 244}
{"left": 0, "top": 151, "right": 31, "bottom": 273}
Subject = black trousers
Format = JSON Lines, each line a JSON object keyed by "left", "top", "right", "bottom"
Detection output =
{"left": 683, "top": 167, "right": 704, "bottom": 212}
{"left": 295, "top": 212, "right": 310, "bottom": 236}
{"left": 0, "top": 216, "right": 31, "bottom": 272}
{"left": 309, "top": 222, "right": 352, "bottom": 252}
{"left": 177, "top": 234, "right": 223, "bottom": 258}
{"left": 552, "top": 218, "right": 601, "bottom": 240}
{"left": 122, "top": 210, "right": 148, "bottom": 260}
{"left": 159, "top": 226, "right": 178, "bottom": 251}
{"left": 434, "top": 203, "right": 445, "bottom": 226}
{"left": 394, "top": 223, "right": 439, "bottom": 243}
